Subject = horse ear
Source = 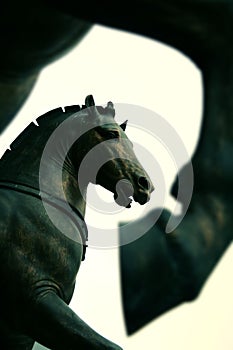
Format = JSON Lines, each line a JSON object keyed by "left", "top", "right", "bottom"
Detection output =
{"left": 84, "top": 95, "right": 99, "bottom": 119}
{"left": 105, "top": 101, "right": 115, "bottom": 118}
{"left": 84, "top": 95, "right": 116, "bottom": 120}
{"left": 120, "top": 120, "right": 128, "bottom": 131}
{"left": 85, "top": 95, "right": 95, "bottom": 107}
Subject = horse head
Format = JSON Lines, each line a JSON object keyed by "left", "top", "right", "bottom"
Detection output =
{"left": 75, "top": 95, "right": 154, "bottom": 208}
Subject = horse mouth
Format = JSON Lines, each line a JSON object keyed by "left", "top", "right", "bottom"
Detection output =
{"left": 113, "top": 179, "right": 134, "bottom": 208}
{"left": 114, "top": 191, "right": 151, "bottom": 208}
{"left": 113, "top": 179, "right": 152, "bottom": 208}
{"left": 114, "top": 192, "right": 133, "bottom": 208}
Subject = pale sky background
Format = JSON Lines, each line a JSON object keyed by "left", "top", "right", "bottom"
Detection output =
{"left": 1, "top": 25, "right": 233, "bottom": 350}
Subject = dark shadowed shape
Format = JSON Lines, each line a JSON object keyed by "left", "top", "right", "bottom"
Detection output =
{"left": 0, "top": 0, "right": 233, "bottom": 346}
{"left": 119, "top": 37, "right": 233, "bottom": 333}
{"left": 0, "top": 95, "right": 153, "bottom": 349}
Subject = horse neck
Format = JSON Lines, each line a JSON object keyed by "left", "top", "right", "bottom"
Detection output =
{"left": 0, "top": 107, "right": 88, "bottom": 218}
{"left": 40, "top": 149, "right": 88, "bottom": 219}
{"left": 38, "top": 109, "right": 90, "bottom": 218}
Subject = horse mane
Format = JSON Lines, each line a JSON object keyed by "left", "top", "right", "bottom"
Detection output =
{"left": 7, "top": 105, "right": 83, "bottom": 154}
{"left": 6, "top": 101, "right": 119, "bottom": 156}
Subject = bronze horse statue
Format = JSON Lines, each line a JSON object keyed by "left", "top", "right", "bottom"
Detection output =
{"left": 0, "top": 94, "right": 154, "bottom": 349}
{"left": 0, "top": 0, "right": 233, "bottom": 343}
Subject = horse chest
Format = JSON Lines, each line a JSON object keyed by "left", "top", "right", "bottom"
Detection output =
{"left": 0, "top": 189, "right": 84, "bottom": 303}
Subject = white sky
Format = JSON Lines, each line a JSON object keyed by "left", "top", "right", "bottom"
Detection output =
{"left": 1, "top": 25, "right": 233, "bottom": 350}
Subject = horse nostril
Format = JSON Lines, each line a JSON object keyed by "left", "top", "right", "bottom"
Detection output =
{"left": 138, "top": 176, "right": 150, "bottom": 190}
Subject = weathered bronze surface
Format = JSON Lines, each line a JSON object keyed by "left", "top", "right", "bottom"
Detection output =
{"left": 0, "top": 95, "right": 153, "bottom": 349}
{"left": 0, "top": 0, "right": 233, "bottom": 345}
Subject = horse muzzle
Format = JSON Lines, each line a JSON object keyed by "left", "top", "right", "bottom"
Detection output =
{"left": 114, "top": 176, "right": 154, "bottom": 208}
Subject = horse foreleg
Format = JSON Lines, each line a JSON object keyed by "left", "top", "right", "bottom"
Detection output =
{"left": 22, "top": 291, "right": 122, "bottom": 350}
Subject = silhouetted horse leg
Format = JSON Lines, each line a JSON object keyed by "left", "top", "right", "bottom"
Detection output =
{"left": 120, "top": 192, "right": 232, "bottom": 334}
{"left": 46, "top": 0, "right": 233, "bottom": 68}
{"left": 0, "top": 2, "right": 91, "bottom": 133}
{"left": 0, "top": 74, "right": 38, "bottom": 133}
{"left": 119, "top": 55, "right": 233, "bottom": 333}
{"left": 120, "top": 51, "right": 233, "bottom": 333}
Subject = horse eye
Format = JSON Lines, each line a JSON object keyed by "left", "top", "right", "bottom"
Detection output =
{"left": 108, "top": 131, "right": 120, "bottom": 139}
{"left": 96, "top": 127, "right": 120, "bottom": 140}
